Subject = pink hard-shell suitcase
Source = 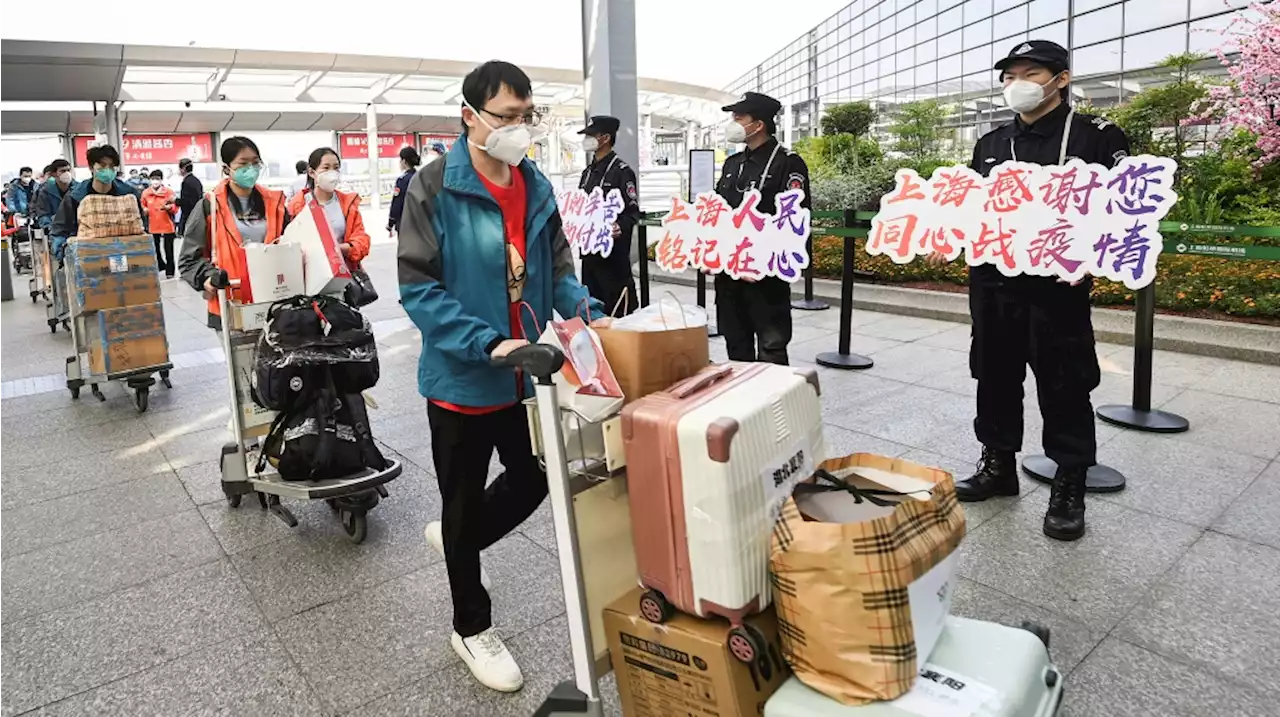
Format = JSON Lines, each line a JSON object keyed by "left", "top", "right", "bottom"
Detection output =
{"left": 620, "top": 362, "right": 825, "bottom": 663}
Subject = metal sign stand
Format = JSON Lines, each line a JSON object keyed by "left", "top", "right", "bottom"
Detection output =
{"left": 791, "top": 238, "right": 829, "bottom": 311}
{"left": 688, "top": 149, "right": 720, "bottom": 338}
{"left": 1095, "top": 284, "right": 1190, "bottom": 433}
{"left": 816, "top": 210, "right": 873, "bottom": 370}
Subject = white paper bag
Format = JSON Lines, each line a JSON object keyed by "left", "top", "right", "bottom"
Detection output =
{"left": 279, "top": 200, "right": 352, "bottom": 296}
{"left": 242, "top": 242, "right": 304, "bottom": 304}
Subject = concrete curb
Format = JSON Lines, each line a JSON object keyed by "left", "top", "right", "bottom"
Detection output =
{"left": 642, "top": 267, "right": 1280, "bottom": 366}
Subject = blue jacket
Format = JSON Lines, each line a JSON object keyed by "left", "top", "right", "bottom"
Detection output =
{"left": 397, "top": 139, "right": 604, "bottom": 408}
{"left": 36, "top": 179, "right": 69, "bottom": 230}
{"left": 6, "top": 179, "right": 34, "bottom": 214}
{"left": 50, "top": 179, "right": 143, "bottom": 257}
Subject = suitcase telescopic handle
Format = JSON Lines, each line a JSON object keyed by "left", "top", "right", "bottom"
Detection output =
{"left": 669, "top": 365, "right": 734, "bottom": 399}
{"left": 490, "top": 343, "right": 565, "bottom": 383}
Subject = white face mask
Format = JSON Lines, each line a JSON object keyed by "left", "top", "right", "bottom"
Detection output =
{"left": 151, "top": 179, "right": 162, "bottom": 188}
{"left": 581, "top": 136, "right": 599, "bottom": 153}
{"left": 1003, "top": 73, "right": 1062, "bottom": 114}
{"left": 57, "top": 171, "right": 72, "bottom": 184}
{"left": 725, "top": 120, "right": 757, "bottom": 144}
{"left": 466, "top": 102, "right": 532, "bottom": 166}
{"left": 315, "top": 169, "right": 341, "bottom": 192}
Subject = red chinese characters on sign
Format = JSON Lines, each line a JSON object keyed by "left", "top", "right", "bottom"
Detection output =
{"left": 337, "top": 133, "right": 416, "bottom": 160}
{"left": 869, "top": 215, "right": 919, "bottom": 260}
{"left": 73, "top": 134, "right": 215, "bottom": 167}
{"left": 657, "top": 188, "right": 812, "bottom": 282}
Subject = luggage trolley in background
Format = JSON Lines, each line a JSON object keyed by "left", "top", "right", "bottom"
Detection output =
{"left": 214, "top": 278, "right": 402, "bottom": 544}
{"left": 29, "top": 225, "right": 51, "bottom": 305}
{"left": 63, "top": 258, "right": 172, "bottom": 411}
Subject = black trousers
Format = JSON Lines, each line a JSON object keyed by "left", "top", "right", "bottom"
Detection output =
{"left": 715, "top": 274, "right": 793, "bottom": 365}
{"left": 153, "top": 233, "right": 176, "bottom": 277}
{"left": 969, "top": 273, "right": 1101, "bottom": 469}
{"left": 582, "top": 255, "right": 636, "bottom": 317}
{"left": 426, "top": 402, "right": 547, "bottom": 637}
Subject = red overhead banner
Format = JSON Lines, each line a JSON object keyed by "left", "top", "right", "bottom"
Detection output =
{"left": 338, "top": 133, "right": 415, "bottom": 160}
{"left": 73, "top": 134, "right": 215, "bottom": 167}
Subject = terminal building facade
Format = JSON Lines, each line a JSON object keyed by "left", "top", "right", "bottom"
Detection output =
{"left": 727, "top": 0, "right": 1253, "bottom": 150}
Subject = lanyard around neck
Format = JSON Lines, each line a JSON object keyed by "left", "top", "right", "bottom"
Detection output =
{"left": 736, "top": 142, "right": 781, "bottom": 192}
{"left": 1010, "top": 108, "right": 1074, "bottom": 164}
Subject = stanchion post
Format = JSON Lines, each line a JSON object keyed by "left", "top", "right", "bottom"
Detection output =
{"left": 1, "top": 239, "right": 14, "bottom": 302}
{"left": 1095, "top": 282, "right": 1190, "bottom": 433}
{"left": 815, "top": 209, "right": 873, "bottom": 370}
{"left": 637, "top": 223, "right": 650, "bottom": 308}
{"left": 791, "top": 236, "right": 829, "bottom": 311}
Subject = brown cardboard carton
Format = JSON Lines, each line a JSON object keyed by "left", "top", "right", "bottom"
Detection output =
{"left": 86, "top": 303, "right": 169, "bottom": 375}
{"left": 605, "top": 589, "right": 789, "bottom": 717}
{"left": 67, "top": 235, "right": 161, "bottom": 312}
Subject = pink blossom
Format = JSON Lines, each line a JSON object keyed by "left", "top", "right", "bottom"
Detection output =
{"left": 1191, "top": 1, "right": 1280, "bottom": 168}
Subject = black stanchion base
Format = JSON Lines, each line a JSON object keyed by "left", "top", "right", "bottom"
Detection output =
{"left": 816, "top": 352, "right": 874, "bottom": 370}
{"left": 791, "top": 298, "right": 830, "bottom": 311}
{"left": 1095, "top": 405, "right": 1190, "bottom": 433}
{"left": 1021, "top": 454, "right": 1127, "bottom": 493}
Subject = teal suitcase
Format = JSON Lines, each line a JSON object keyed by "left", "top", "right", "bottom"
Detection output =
{"left": 764, "top": 616, "right": 1063, "bottom": 717}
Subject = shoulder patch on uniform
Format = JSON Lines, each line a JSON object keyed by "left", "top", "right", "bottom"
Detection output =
{"left": 626, "top": 181, "right": 638, "bottom": 200}
{"left": 1091, "top": 116, "right": 1112, "bottom": 130}
{"left": 1113, "top": 150, "right": 1129, "bottom": 162}
{"left": 617, "top": 161, "right": 630, "bottom": 170}
{"left": 393, "top": 185, "right": 401, "bottom": 196}
{"left": 985, "top": 157, "right": 997, "bottom": 164}
{"left": 787, "top": 172, "right": 805, "bottom": 190}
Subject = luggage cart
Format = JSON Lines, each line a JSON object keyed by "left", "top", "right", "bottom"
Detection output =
{"left": 63, "top": 258, "right": 172, "bottom": 411}
{"left": 10, "top": 215, "right": 33, "bottom": 275}
{"left": 215, "top": 278, "right": 402, "bottom": 544}
{"left": 494, "top": 344, "right": 607, "bottom": 717}
{"left": 48, "top": 232, "right": 71, "bottom": 334}
{"left": 29, "top": 225, "right": 51, "bottom": 305}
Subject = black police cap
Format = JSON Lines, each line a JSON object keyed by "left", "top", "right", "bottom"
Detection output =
{"left": 994, "top": 40, "right": 1070, "bottom": 73}
{"left": 578, "top": 116, "right": 621, "bottom": 136}
{"left": 721, "top": 92, "right": 782, "bottom": 120}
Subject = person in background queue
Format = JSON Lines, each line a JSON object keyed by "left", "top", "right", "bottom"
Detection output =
{"left": 387, "top": 146, "right": 420, "bottom": 237}
{"left": 577, "top": 115, "right": 641, "bottom": 316}
{"left": 287, "top": 147, "right": 371, "bottom": 264}
{"left": 286, "top": 159, "right": 309, "bottom": 202}
{"left": 397, "top": 60, "right": 606, "bottom": 694}
{"left": 935, "top": 40, "right": 1130, "bottom": 542}
{"left": 50, "top": 146, "right": 145, "bottom": 258}
{"left": 29, "top": 164, "right": 54, "bottom": 227}
{"left": 179, "top": 136, "right": 288, "bottom": 330}
{"left": 176, "top": 158, "right": 203, "bottom": 236}
{"left": 714, "top": 92, "right": 810, "bottom": 365}
{"left": 142, "top": 169, "right": 180, "bottom": 278}
{"left": 35, "top": 160, "right": 73, "bottom": 230}
{"left": 6, "top": 166, "right": 35, "bottom": 216}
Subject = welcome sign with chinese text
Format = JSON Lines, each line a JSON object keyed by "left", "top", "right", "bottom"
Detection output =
{"left": 556, "top": 187, "right": 625, "bottom": 257}
{"left": 868, "top": 155, "right": 1178, "bottom": 289}
{"left": 655, "top": 188, "right": 812, "bottom": 283}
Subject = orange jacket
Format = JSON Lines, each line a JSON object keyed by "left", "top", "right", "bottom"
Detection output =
{"left": 286, "top": 188, "right": 370, "bottom": 263}
{"left": 206, "top": 179, "right": 287, "bottom": 316}
{"left": 141, "top": 185, "right": 178, "bottom": 234}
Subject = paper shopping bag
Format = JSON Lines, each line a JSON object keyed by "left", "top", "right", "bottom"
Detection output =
{"left": 279, "top": 200, "right": 352, "bottom": 296}
{"left": 769, "top": 453, "right": 966, "bottom": 706}
{"left": 595, "top": 296, "right": 710, "bottom": 403}
{"left": 537, "top": 316, "right": 625, "bottom": 423}
{"left": 242, "top": 242, "right": 304, "bottom": 304}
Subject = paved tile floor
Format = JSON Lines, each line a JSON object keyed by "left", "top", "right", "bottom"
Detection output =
{"left": 3, "top": 244, "right": 1279, "bottom": 716}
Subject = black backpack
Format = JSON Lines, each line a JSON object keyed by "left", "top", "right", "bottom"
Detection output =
{"left": 251, "top": 295, "right": 379, "bottom": 412}
{"left": 258, "top": 374, "right": 387, "bottom": 482}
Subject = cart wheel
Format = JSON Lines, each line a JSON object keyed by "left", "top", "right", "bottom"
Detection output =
{"left": 134, "top": 387, "right": 149, "bottom": 413}
{"left": 227, "top": 493, "right": 242, "bottom": 508}
{"left": 341, "top": 510, "right": 368, "bottom": 543}
{"left": 49, "top": 321, "right": 57, "bottom": 334}
{"left": 31, "top": 292, "right": 38, "bottom": 303}
{"left": 61, "top": 320, "right": 69, "bottom": 332}
{"left": 69, "top": 385, "right": 80, "bottom": 400}
{"left": 159, "top": 370, "right": 172, "bottom": 389}
{"left": 639, "top": 589, "right": 675, "bottom": 624}
{"left": 327, "top": 498, "right": 340, "bottom": 512}
{"left": 727, "top": 625, "right": 766, "bottom": 664}
{"left": 1021, "top": 621, "right": 1051, "bottom": 649}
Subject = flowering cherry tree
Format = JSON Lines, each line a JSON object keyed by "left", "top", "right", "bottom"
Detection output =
{"left": 1195, "top": 1, "right": 1280, "bottom": 167}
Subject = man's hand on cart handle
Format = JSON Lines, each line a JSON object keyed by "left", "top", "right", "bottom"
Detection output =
{"left": 490, "top": 339, "right": 530, "bottom": 359}
{"left": 204, "top": 269, "right": 232, "bottom": 300}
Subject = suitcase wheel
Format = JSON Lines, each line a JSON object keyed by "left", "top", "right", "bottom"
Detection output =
{"left": 1020, "top": 620, "right": 1051, "bottom": 649}
{"left": 727, "top": 625, "right": 767, "bottom": 664}
{"left": 639, "top": 589, "right": 674, "bottom": 624}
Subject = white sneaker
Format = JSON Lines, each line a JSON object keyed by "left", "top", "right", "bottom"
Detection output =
{"left": 424, "top": 521, "right": 492, "bottom": 591}
{"left": 452, "top": 628, "right": 524, "bottom": 692}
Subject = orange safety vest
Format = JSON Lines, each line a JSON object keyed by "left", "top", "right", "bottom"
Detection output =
{"left": 285, "top": 187, "right": 371, "bottom": 263}
{"left": 206, "top": 179, "right": 286, "bottom": 317}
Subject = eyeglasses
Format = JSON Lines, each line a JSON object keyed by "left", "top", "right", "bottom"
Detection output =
{"left": 482, "top": 107, "right": 543, "bottom": 128}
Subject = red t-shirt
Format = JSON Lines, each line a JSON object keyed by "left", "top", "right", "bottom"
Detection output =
{"left": 432, "top": 167, "right": 528, "bottom": 415}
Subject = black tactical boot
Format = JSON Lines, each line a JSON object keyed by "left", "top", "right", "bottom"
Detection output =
{"left": 1043, "top": 466, "right": 1087, "bottom": 541}
{"left": 954, "top": 446, "right": 1019, "bottom": 502}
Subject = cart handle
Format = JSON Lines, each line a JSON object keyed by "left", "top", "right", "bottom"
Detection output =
{"left": 490, "top": 344, "right": 564, "bottom": 383}
{"left": 209, "top": 269, "right": 237, "bottom": 289}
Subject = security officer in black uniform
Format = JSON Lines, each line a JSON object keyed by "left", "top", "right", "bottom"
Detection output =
{"left": 578, "top": 115, "right": 641, "bottom": 316}
{"left": 949, "top": 40, "right": 1130, "bottom": 542}
{"left": 714, "top": 92, "right": 810, "bottom": 365}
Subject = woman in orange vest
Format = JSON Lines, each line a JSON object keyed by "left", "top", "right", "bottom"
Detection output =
{"left": 285, "top": 147, "right": 371, "bottom": 264}
{"left": 178, "top": 135, "right": 287, "bottom": 329}
{"left": 141, "top": 169, "right": 179, "bottom": 278}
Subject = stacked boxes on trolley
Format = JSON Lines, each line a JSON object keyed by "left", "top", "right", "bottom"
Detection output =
{"left": 66, "top": 234, "right": 169, "bottom": 374}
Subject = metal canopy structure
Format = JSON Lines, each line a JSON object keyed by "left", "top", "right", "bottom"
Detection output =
{"left": 0, "top": 40, "right": 736, "bottom": 135}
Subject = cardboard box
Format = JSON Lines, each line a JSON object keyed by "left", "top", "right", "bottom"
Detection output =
{"left": 605, "top": 589, "right": 789, "bottom": 717}
{"left": 86, "top": 303, "right": 170, "bottom": 375}
{"left": 67, "top": 235, "right": 161, "bottom": 312}
{"left": 242, "top": 242, "right": 304, "bottom": 304}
